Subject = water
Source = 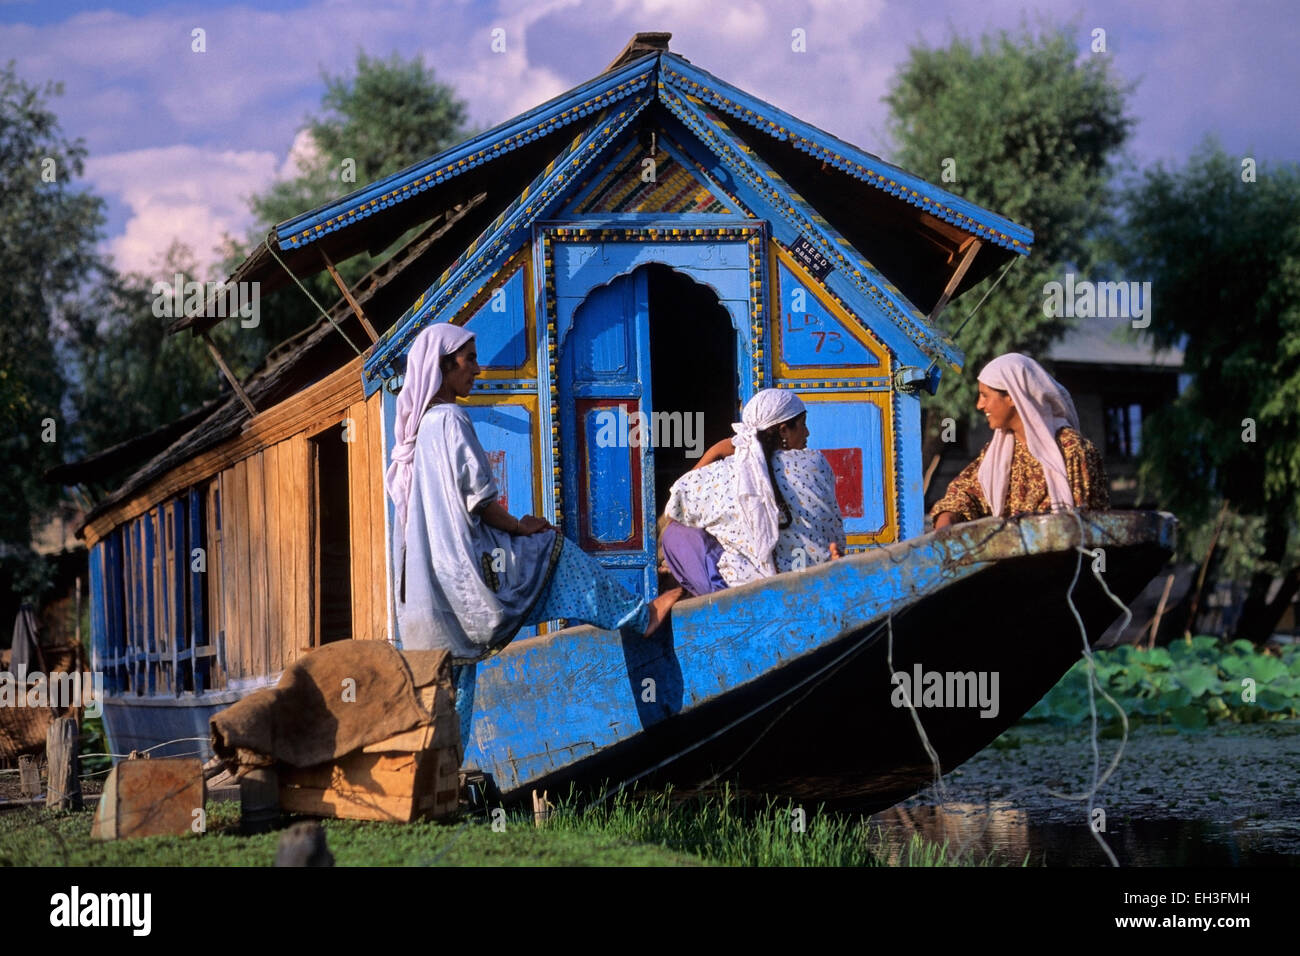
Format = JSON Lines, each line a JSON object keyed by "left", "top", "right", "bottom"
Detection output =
{"left": 870, "top": 720, "right": 1300, "bottom": 866}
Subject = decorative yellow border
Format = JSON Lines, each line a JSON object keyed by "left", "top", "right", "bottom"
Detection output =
{"left": 800, "top": 390, "right": 896, "bottom": 545}
{"left": 459, "top": 392, "right": 544, "bottom": 515}
{"left": 450, "top": 246, "right": 538, "bottom": 380}
{"left": 771, "top": 243, "right": 890, "bottom": 381}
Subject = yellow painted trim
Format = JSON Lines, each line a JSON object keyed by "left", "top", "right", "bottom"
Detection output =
{"left": 800, "top": 389, "right": 896, "bottom": 544}
{"left": 459, "top": 392, "right": 544, "bottom": 514}
{"left": 770, "top": 243, "right": 891, "bottom": 381}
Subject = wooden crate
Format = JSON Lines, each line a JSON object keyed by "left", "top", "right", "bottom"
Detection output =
{"left": 278, "top": 740, "right": 460, "bottom": 822}
{"left": 276, "top": 659, "right": 460, "bottom": 822}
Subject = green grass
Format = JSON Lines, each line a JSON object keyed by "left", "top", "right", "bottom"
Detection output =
{"left": 543, "top": 785, "right": 1005, "bottom": 866}
{"left": 0, "top": 786, "right": 1005, "bottom": 867}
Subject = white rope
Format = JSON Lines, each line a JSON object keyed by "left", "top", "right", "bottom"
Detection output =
{"left": 1050, "top": 509, "right": 1125, "bottom": 866}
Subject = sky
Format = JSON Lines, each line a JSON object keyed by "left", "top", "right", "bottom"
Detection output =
{"left": 2, "top": 0, "right": 1296, "bottom": 278}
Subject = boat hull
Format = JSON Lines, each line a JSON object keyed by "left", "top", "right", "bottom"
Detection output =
{"left": 465, "top": 510, "right": 1176, "bottom": 812}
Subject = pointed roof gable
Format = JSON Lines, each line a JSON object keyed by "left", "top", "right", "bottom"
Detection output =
{"left": 212, "top": 37, "right": 1032, "bottom": 383}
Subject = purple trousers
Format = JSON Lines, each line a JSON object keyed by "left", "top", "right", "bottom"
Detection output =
{"left": 661, "top": 520, "right": 727, "bottom": 596}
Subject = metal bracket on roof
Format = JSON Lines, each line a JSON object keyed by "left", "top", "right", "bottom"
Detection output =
{"left": 893, "top": 365, "right": 931, "bottom": 394}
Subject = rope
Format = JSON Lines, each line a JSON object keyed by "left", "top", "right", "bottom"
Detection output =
{"left": 924, "top": 253, "right": 1024, "bottom": 377}
{"left": 1050, "top": 509, "right": 1126, "bottom": 866}
{"left": 264, "top": 237, "right": 365, "bottom": 356}
{"left": 589, "top": 607, "right": 909, "bottom": 807}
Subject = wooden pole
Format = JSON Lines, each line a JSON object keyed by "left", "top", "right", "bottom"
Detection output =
{"left": 927, "top": 237, "right": 982, "bottom": 327}
{"left": 1185, "top": 500, "right": 1230, "bottom": 639}
{"left": 922, "top": 453, "right": 942, "bottom": 496}
{"left": 18, "top": 754, "right": 41, "bottom": 798}
{"left": 201, "top": 332, "right": 258, "bottom": 417}
{"left": 1146, "top": 573, "right": 1176, "bottom": 649}
{"left": 320, "top": 249, "right": 379, "bottom": 343}
{"left": 532, "top": 788, "right": 552, "bottom": 827}
{"left": 46, "top": 716, "right": 83, "bottom": 811}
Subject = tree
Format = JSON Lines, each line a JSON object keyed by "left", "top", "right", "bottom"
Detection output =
{"left": 0, "top": 62, "right": 105, "bottom": 600}
{"left": 1114, "top": 141, "right": 1300, "bottom": 643}
{"left": 62, "top": 240, "right": 227, "bottom": 480}
{"left": 883, "top": 25, "right": 1133, "bottom": 460}
{"left": 227, "top": 51, "right": 473, "bottom": 357}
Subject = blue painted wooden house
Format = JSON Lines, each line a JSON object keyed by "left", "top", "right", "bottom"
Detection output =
{"left": 74, "top": 35, "right": 1173, "bottom": 808}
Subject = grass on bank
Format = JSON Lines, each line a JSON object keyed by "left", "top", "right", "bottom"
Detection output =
{"left": 0, "top": 786, "right": 1006, "bottom": 867}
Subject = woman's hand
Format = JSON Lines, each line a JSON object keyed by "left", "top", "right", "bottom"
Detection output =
{"left": 516, "top": 515, "right": 553, "bottom": 535}
{"left": 933, "top": 511, "right": 957, "bottom": 530}
{"left": 478, "top": 500, "right": 553, "bottom": 535}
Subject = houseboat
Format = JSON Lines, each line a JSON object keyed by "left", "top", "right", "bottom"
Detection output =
{"left": 70, "top": 35, "right": 1173, "bottom": 809}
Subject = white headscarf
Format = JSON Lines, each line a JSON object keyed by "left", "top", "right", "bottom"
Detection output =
{"left": 732, "top": 389, "right": 807, "bottom": 574}
{"left": 384, "top": 322, "right": 476, "bottom": 533}
{"left": 976, "top": 353, "right": 1079, "bottom": 517}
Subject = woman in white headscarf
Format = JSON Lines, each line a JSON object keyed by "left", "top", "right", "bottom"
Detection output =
{"left": 931, "top": 352, "right": 1109, "bottom": 528}
{"left": 388, "top": 323, "right": 674, "bottom": 738}
{"left": 660, "top": 389, "right": 845, "bottom": 603}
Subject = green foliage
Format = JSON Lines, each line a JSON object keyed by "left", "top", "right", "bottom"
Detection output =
{"left": 0, "top": 61, "right": 106, "bottom": 574}
{"left": 1115, "top": 142, "right": 1300, "bottom": 579}
{"left": 234, "top": 50, "right": 473, "bottom": 355}
{"left": 61, "top": 241, "right": 231, "bottom": 485}
{"left": 78, "top": 713, "right": 110, "bottom": 776}
{"left": 1025, "top": 636, "right": 1300, "bottom": 728}
{"left": 884, "top": 25, "right": 1133, "bottom": 429}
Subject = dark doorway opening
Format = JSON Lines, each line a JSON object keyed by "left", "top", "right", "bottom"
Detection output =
{"left": 311, "top": 428, "right": 352, "bottom": 644}
{"left": 645, "top": 264, "right": 738, "bottom": 510}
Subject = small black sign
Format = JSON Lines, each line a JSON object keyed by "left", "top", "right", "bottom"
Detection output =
{"left": 789, "top": 236, "right": 833, "bottom": 280}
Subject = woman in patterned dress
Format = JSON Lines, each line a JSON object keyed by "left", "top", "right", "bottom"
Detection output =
{"left": 658, "top": 390, "right": 846, "bottom": 607}
{"left": 931, "top": 353, "right": 1109, "bottom": 529}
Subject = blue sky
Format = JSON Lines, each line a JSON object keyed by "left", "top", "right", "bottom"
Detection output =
{"left": 2, "top": 0, "right": 1296, "bottom": 277}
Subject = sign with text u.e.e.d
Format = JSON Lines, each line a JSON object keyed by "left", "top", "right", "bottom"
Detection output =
{"left": 789, "top": 236, "right": 833, "bottom": 280}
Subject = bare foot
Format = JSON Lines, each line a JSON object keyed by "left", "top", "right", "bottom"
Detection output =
{"left": 644, "top": 587, "right": 685, "bottom": 637}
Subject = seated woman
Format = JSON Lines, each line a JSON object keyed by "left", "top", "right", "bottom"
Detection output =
{"left": 931, "top": 352, "right": 1109, "bottom": 529}
{"left": 388, "top": 324, "right": 676, "bottom": 737}
{"left": 659, "top": 390, "right": 846, "bottom": 603}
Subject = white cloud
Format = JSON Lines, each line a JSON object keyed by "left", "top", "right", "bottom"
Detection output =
{"left": 5, "top": 0, "right": 1293, "bottom": 281}
{"left": 85, "top": 145, "right": 278, "bottom": 278}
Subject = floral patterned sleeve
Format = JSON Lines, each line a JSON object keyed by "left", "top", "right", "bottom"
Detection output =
{"left": 1058, "top": 428, "right": 1110, "bottom": 510}
{"left": 929, "top": 443, "right": 992, "bottom": 523}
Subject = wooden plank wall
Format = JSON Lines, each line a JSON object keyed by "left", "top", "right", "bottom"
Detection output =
{"left": 205, "top": 485, "right": 226, "bottom": 690}
{"left": 206, "top": 432, "right": 334, "bottom": 678}
{"left": 87, "top": 356, "right": 390, "bottom": 691}
{"left": 346, "top": 389, "right": 389, "bottom": 642}
{"left": 100, "top": 382, "right": 388, "bottom": 689}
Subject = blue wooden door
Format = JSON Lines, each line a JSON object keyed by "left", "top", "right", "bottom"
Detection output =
{"left": 558, "top": 269, "right": 657, "bottom": 601}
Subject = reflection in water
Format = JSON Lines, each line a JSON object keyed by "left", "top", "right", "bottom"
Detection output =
{"left": 871, "top": 803, "right": 1300, "bottom": 866}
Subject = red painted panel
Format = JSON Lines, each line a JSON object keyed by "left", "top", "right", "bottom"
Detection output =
{"left": 487, "top": 450, "right": 508, "bottom": 510}
{"left": 576, "top": 398, "right": 643, "bottom": 552}
{"left": 820, "top": 448, "right": 864, "bottom": 519}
